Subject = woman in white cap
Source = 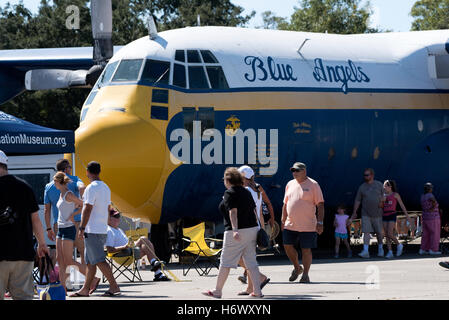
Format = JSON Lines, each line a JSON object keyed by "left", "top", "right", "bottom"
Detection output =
{"left": 236, "top": 165, "right": 271, "bottom": 295}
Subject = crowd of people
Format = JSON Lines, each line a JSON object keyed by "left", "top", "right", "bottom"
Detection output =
{"left": 0, "top": 146, "right": 445, "bottom": 300}
{"left": 0, "top": 151, "right": 168, "bottom": 300}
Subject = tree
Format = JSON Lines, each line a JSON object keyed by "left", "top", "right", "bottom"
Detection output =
{"left": 262, "top": 0, "right": 378, "bottom": 34}
{"left": 260, "top": 11, "right": 288, "bottom": 30}
{"left": 411, "top": 0, "right": 449, "bottom": 31}
{"left": 0, "top": 0, "right": 252, "bottom": 131}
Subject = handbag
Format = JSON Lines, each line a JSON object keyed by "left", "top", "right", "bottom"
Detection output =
{"left": 36, "top": 254, "right": 66, "bottom": 300}
{"left": 255, "top": 210, "right": 270, "bottom": 250}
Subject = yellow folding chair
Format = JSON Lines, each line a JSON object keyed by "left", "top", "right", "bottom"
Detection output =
{"left": 103, "top": 228, "right": 148, "bottom": 283}
{"left": 181, "top": 223, "right": 222, "bottom": 276}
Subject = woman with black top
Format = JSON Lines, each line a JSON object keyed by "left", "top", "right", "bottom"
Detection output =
{"left": 202, "top": 167, "right": 263, "bottom": 298}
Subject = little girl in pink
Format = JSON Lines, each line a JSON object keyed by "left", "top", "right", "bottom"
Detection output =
{"left": 334, "top": 205, "right": 352, "bottom": 258}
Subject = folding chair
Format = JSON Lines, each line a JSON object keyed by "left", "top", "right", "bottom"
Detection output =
{"left": 103, "top": 228, "right": 149, "bottom": 283}
{"left": 181, "top": 222, "right": 222, "bottom": 276}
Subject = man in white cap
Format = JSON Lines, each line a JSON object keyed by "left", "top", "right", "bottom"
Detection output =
{"left": 0, "top": 150, "right": 50, "bottom": 300}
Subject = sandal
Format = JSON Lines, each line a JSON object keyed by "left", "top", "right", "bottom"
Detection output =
{"left": 69, "top": 292, "right": 89, "bottom": 298}
{"left": 202, "top": 290, "right": 221, "bottom": 298}
{"left": 237, "top": 291, "right": 250, "bottom": 296}
{"left": 250, "top": 293, "right": 264, "bottom": 298}
{"left": 89, "top": 277, "right": 101, "bottom": 295}
{"left": 260, "top": 278, "right": 270, "bottom": 289}
{"left": 102, "top": 291, "right": 121, "bottom": 297}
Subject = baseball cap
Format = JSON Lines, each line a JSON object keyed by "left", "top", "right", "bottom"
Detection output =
{"left": 238, "top": 165, "right": 255, "bottom": 179}
{"left": 290, "top": 162, "right": 306, "bottom": 172}
{"left": 0, "top": 150, "right": 8, "bottom": 165}
{"left": 424, "top": 182, "right": 434, "bottom": 189}
{"left": 109, "top": 208, "right": 121, "bottom": 218}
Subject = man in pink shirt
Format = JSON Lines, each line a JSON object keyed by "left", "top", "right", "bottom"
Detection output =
{"left": 282, "top": 162, "right": 325, "bottom": 283}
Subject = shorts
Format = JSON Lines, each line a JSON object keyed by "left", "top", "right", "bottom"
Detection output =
{"left": 114, "top": 247, "right": 141, "bottom": 258}
{"left": 0, "top": 261, "right": 34, "bottom": 300}
{"left": 220, "top": 227, "right": 259, "bottom": 269}
{"left": 383, "top": 213, "right": 397, "bottom": 222}
{"left": 335, "top": 232, "right": 348, "bottom": 239}
{"left": 361, "top": 216, "right": 383, "bottom": 234}
{"left": 283, "top": 229, "right": 317, "bottom": 249}
{"left": 57, "top": 225, "right": 77, "bottom": 241}
{"left": 84, "top": 233, "right": 107, "bottom": 265}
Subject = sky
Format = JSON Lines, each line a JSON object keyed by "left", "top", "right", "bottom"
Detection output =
{"left": 3, "top": 0, "right": 418, "bottom": 32}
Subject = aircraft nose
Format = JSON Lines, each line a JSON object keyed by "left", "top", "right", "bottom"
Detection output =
{"left": 74, "top": 111, "right": 166, "bottom": 223}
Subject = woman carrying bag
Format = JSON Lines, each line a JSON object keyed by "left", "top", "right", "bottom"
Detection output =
{"left": 202, "top": 167, "right": 263, "bottom": 298}
{"left": 236, "top": 165, "right": 271, "bottom": 295}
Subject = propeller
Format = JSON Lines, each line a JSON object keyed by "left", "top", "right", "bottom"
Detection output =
{"left": 25, "top": 0, "right": 113, "bottom": 90}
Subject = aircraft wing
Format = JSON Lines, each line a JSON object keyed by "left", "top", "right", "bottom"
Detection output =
{"left": 0, "top": 46, "right": 123, "bottom": 105}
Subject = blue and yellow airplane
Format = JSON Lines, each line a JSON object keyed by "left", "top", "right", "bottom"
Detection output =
{"left": 1, "top": 1, "right": 448, "bottom": 229}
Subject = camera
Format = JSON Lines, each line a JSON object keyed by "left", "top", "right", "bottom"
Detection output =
{"left": 0, "top": 207, "right": 18, "bottom": 226}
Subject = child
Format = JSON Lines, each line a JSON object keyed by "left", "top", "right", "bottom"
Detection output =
{"left": 334, "top": 204, "right": 352, "bottom": 258}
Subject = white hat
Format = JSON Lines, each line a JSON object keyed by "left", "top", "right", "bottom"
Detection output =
{"left": 238, "top": 165, "right": 254, "bottom": 179}
{"left": 0, "top": 150, "right": 7, "bottom": 165}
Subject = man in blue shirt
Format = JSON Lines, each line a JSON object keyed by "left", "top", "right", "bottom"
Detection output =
{"left": 44, "top": 159, "right": 86, "bottom": 264}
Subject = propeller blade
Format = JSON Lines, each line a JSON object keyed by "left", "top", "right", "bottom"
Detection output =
{"left": 25, "top": 69, "right": 88, "bottom": 90}
{"left": 91, "top": 0, "right": 113, "bottom": 65}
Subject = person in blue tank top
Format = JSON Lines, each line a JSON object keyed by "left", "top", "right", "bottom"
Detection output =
{"left": 44, "top": 159, "right": 86, "bottom": 266}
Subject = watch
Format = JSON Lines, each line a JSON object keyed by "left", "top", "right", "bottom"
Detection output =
{"left": 79, "top": 226, "right": 86, "bottom": 231}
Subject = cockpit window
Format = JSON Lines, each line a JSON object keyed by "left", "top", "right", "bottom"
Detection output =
{"left": 112, "top": 59, "right": 143, "bottom": 82}
{"left": 206, "top": 66, "right": 229, "bottom": 89}
{"left": 188, "top": 66, "right": 209, "bottom": 89}
{"left": 96, "top": 61, "right": 119, "bottom": 88}
{"left": 173, "top": 49, "right": 229, "bottom": 90}
{"left": 141, "top": 59, "right": 170, "bottom": 85}
{"left": 201, "top": 50, "right": 218, "bottom": 63}
{"left": 187, "top": 50, "right": 201, "bottom": 63}
{"left": 175, "top": 50, "right": 185, "bottom": 62}
{"left": 173, "top": 64, "right": 186, "bottom": 88}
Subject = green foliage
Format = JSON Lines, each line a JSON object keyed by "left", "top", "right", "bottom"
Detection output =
{"left": 411, "top": 0, "right": 449, "bottom": 31}
{"left": 260, "top": 11, "right": 288, "bottom": 30}
{"left": 261, "top": 0, "right": 378, "bottom": 34}
{"left": 0, "top": 0, "right": 251, "bottom": 131}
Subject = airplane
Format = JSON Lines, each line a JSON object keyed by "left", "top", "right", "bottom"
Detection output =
{"left": 1, "top": 1, "right": 449, "bottom": 255}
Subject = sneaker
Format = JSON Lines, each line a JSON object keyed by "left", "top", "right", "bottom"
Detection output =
{"left": 347, "top": 251, "right": 352, "bottom": 258}
{"left": 153, "top": 273, "right": 170, "bottom": 281}
{"left": 396, "top": 244, "right": 404, "bottom": 257}
{"left": 150, "top": 260, "right": 162, "bottom": 272}
{"left": 299, "top": 274, "right": 310, "bottom": 283}
{"left": 419, "top": 249, "right": 429, "bottom": 255}
{"left": 237, "top": 275, "right": 247, "bottom": 284}
{"left": 429, "top": 250, "right": 442, "bottom": 255}
{"left": 385, "top": 251, "right": 394, "bottom": 259}
{"left": 289, "top": 266, "right": 303, "bottom": 282}
{"left": 439, "top": 261, "right": 449, "bottom": 269}
{"left": 358, "top": 250, "right": 370, "bottom": 258}
{"left": 378, "top": 247, "right": 384, "bottom": 257}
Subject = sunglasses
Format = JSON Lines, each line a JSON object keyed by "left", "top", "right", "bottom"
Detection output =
{"left": 364, "top": 174, "right": 371, "bottom": 177}
{"left": 291, "top": 169, "right": 304, "bottom": 173}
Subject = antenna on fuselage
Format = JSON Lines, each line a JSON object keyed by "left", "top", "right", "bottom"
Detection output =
{"left": 297, "top": 38, "right": 310, "bottom": 60}
{"left": 148, "top": 15, "right": 158, "bottom": 40}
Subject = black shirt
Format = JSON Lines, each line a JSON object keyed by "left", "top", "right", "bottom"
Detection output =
{"left": 0, "top": 174, "right": 39, "bottom": 262}
{"left": 219, "top": 185, "right": 258, "bottom": 231}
